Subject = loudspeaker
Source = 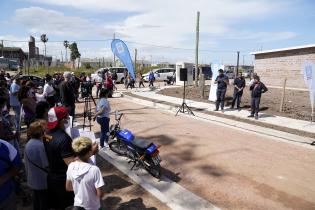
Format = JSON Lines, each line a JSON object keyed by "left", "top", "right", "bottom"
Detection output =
{"left": 180, "top": 68, "right": 187, "bottom": 81}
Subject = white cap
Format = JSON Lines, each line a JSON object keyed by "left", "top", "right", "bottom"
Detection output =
{"left": 63, "top": 71, "right": 72, "bottom": 79}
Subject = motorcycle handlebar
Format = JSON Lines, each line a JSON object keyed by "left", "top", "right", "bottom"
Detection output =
{"left": 118, "top": 113, "right": 123, "bottom": 121}
{"left": 113, "top": 110, "right": 123, "bottom": 122}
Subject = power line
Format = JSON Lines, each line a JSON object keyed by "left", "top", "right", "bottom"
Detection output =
{"left": 1, "top": 38, "right": 256, "bottom": 53}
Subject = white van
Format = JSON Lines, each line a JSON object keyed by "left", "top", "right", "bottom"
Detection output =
{"left": 91, "top": 68, "right": 108, "bottom": 83}
{"left": 143, "top": 68, "right": 175, "bottom": 82}
{"left": 108, "top": 67, "right": 128, "bottom": 83}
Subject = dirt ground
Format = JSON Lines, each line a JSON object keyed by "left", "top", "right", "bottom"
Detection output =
{"left": 158, "top": 84, "right": 312, "bottom": 121}
{"left": 107, "top": 98, "right": 315, "bottom": 210}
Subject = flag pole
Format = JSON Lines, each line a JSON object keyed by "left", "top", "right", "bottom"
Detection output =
{"left": 312, "top": 101, "right": 314, "bottom": 123}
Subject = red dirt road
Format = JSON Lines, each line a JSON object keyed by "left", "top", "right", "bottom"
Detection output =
{"left": 95, "top": 97, "right": 315, "bottom": 210}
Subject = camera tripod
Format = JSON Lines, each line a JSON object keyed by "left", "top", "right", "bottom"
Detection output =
{"left": 83, "top": 94, "right": 96, "bottom": 131}
{"left": 175, "top": 81, "right": 195, "bottom": 116}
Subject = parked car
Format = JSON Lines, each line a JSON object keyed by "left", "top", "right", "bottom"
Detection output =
{"left": 108, "top": 67, "right": 127, "bottom": 83}
{"left": 143, "top": 68, "right": 175, "bottom": 82}
{"left": 19, "top": 75, "right": 45, "bottom": 87}
{"left": 224, "top": 70, "right": 235, "bottom": 79}
{"left": 193, "top": 67, "right": 212, "bottom": 80}
{"left": 91, "top": 68, "right": 108, "bottom": 83}
{"left": 242, "top": 70, "right": 252, "bottom": 78}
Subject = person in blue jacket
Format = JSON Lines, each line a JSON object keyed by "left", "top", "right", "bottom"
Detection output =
{"left": 149, "top": 71, "right": 155, "bottom": 87}
{"left": 0, "top": 139, "right": 22, "bottom": 210}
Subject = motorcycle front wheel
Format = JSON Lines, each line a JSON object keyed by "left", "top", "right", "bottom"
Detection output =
{"left": 109, "top": 141, "right": 128, "bottom": 156}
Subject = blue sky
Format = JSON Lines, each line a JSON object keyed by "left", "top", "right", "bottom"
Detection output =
{"left": 0, "top": 0, "right": 314, "bottom": 65}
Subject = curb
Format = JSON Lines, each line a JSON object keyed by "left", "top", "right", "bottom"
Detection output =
{"left": 98, "top": 148, "right": 220, "bottom": 210}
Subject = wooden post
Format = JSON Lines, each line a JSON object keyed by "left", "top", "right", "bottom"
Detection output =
{"left": 194, "top": 11, "right": 200, "bottom": 87}
{"left": 200, "top": 73, "right": 205, "bottom": 98}
{"left": 279, "top": 78, "right": 287, "bottom": 112}
{"left": 311, "top": 103, "right": 314, "bottom": 122}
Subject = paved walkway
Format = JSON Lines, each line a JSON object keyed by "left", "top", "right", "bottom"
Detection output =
{"left": 119, "top": 85, "right": 315, "bottom": 135}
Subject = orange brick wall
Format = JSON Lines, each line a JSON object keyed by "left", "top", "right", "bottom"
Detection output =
{"left": 254, "top": 47, "right": 315, "bottom": 89}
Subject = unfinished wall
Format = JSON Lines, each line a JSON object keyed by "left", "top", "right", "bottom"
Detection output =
{"left": 254, "top": 47, "right": 315, "bottom": 89}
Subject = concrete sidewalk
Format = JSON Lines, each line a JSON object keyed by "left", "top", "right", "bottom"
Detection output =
{"left": 117, "top": 85, "right": 315, "bottom": 135}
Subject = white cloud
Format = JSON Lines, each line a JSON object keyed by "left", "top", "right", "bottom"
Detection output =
{"left": 14, "top": 7, "right": 113, "bottom": 38}
{"left": 7, "top": 0, "right": 299, "bottom": 62}
{"left": 29, "top": 0, "right": 149, "bottom": 12}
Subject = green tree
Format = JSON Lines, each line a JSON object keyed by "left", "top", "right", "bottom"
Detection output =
{"left": 84, "top": 63, "right": 92, "bottom": 69}
{"left": 69, "top": 42, "right": 81, "bottom": 69}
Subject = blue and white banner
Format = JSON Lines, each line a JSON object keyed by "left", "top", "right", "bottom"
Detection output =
{"left": 302, "top": 60, "right": 315, "bottom": 119}
{"left": 111, "top": 39, "right": 135, "bottom": 79}
{"left": 208, "top": 61, "right": 224, "bottom": 101}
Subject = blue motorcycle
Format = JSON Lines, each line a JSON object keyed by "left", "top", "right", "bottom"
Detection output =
{"left": 108, "top": 112, "right": 162, "bottom": 178}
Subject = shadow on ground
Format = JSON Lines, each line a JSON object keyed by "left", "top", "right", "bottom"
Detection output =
{"left": 102, "top": 174, "right": 133, "bottom": 193}
{"left": 102, "top": 197, "right": 158, "bottom": 210}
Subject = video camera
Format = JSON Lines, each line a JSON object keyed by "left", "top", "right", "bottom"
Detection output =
{"left": 81, "top": 81, "right": 94, "bottom": 98}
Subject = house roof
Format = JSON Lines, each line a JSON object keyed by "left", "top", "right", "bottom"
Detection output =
{"left": 250, "top": 44, "right": 315, "bottom": 55}
{"left": 2, "top": 47, "right": 24, "bottom": 53}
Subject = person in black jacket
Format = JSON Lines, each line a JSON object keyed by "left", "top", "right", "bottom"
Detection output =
{"left": 214, "top": 69, "right": 229, "bottom": 112}
{"left": 248, "top": 75, "right": 268, "bottom": 119}
{"left": 45, "top": 106, "right": 75, "bottom": 209}
{"left": 112, "top": 70, "right": 118, "bottom": 90}
{"left": 231, "top": 72, "right": 246, "bottom": 110}
{"left": 59, "top": 72, "right": 76, "bottom": 118}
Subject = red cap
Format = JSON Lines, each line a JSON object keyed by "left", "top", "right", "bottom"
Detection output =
{"left": 47, "top": 106, "right": 69, "bottom": 130}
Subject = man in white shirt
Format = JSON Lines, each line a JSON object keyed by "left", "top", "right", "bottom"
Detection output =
{"left": 43, "top": 75, "right": 55, "bottom": 108}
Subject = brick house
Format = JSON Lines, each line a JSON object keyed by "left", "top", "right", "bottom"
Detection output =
{"left": 1, "top": 47, "right": 26, "bottom": 66}
{"left": 250, "top": 44, "right": 315, "bottom": 89}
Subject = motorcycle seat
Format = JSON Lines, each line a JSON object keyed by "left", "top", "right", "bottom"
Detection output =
{"left": 132, "top": 139, "right": 152, "bottom": 149}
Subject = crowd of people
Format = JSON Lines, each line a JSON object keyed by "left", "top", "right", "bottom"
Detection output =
{"left": 214, "top": 69, "right": 268, "bottom": 119}
{"left": 0, "top": 69, "right": 112, "bottom": 210}
{"left": 0, "top": 66, "right": 268, "bottom": 210}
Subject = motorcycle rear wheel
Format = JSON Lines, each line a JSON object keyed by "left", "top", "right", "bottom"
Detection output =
{"left": 143, "top": 160, "right": 161, "bottom": 178}
{"left": 109, "top": 141, "right": 128, "bottom": 156}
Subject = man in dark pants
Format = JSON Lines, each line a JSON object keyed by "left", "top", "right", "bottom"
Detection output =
{"left": 248, "top": 76, "right": 268, "bottom": 119}
{"left": 59, "top": 72, "right": 76, "bottom": 120}
{"left": 214, "top": 69, "right": 229, "bottom": 112}
{"left": 231, "top": 72, "right": 245, "bottom": 110}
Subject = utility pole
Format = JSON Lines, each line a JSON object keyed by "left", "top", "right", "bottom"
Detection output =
{"left": 61, "top": 51, "right": 63, "bottom": 63}
{"left": 194, "top": 11, "right": 200, "bottom": 87}
{"left": 1, "top": 40, "right": 3, "bottom": 57}
{"left": 134, "top": 49, "right": 137, "bottom": 76}
{"left": 242, "top": 55, "right": 245, "bottom": 66}
{"left": 236, "top": 51, "right": 240, "bottom": 75}
{"left": 113, "top": 33, "right": 116, "bottom": 67}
